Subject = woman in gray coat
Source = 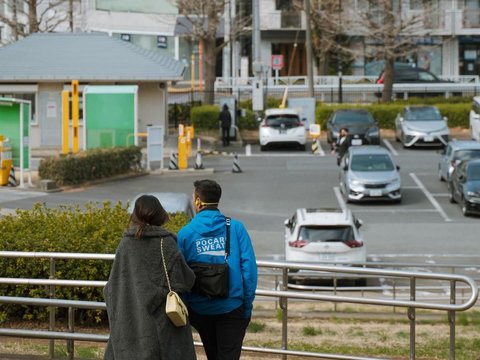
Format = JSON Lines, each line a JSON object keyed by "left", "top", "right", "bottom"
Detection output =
{"left": 104, "top": 195, "right": 196, "bottom": 360}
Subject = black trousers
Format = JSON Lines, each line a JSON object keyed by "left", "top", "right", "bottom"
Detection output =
{"left": 221, "top": 127, "right": 230, "bottom": 146}
{"left": 189, "top": 306, "right": 250, "bottom": 360}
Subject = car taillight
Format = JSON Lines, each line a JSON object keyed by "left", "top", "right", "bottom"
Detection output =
{"left": 344, "top": 240, "right": 363, "bottom": 248}
{"left": 288, "top": 240, "right": 309, "bottom": 248}
{"left": 451, "top": 160, "right": 457, "bottom": 168}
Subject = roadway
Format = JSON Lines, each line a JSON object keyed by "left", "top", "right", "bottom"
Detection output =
{"left": 0, "top": 137, "right": 479, "bottom": 269}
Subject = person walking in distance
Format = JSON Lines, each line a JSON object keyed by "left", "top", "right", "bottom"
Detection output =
{"left": 219, "top": 104, "right": 232, "bottom": 146}
{"left": 177, "top": 179, "right": 258, "bottom": 360}
{"left": 104, "top": 195, "right": 196, "bottom": 360}
{"left": 332, "top": 127, "right": 351, "bottom": 166}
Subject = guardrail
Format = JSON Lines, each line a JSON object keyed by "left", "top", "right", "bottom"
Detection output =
{"left": 0, "top": 251, "right": 478, "bottom": 360}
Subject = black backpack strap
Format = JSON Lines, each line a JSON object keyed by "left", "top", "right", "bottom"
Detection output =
{"left": 225, "top": 217, "right": 231, "bottom": 261}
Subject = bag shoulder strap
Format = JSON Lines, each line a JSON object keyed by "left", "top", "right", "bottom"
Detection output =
{"left": 225, "top": 217, "right": 231, "bottom": 261}
{"left": 160, "top": 238, "right": 172, "bottom": 292}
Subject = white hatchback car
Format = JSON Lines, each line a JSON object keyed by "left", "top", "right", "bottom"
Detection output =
{"left": 258, "top": 108, "right": 307, "bottom": 151}
{"left": 469, "top": 96, "right": 480, "bottom": 141}
{"left": 285, "top": 208, "right": 366, "bottom": 276}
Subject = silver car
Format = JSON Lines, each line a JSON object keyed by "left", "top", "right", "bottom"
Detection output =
{"left": 340, "top": 146, "right": 401, "bottom": 203}
{"left": 395, "top": 106, "right": 450, "bottom": 148}
{"left": 438, "top": 140, "right": 480, "bottom": 182}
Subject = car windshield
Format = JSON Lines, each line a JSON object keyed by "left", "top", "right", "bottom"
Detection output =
{"left": 405, "top": 107, "right": 442, "bottom": 121}
{"left": 334, "top": 111, "right": 374, "bottom": 126}
{"left": 350, "top": 154, "right": 395, "bottom": 172}
{"left": 266, "top": 115, "right": 300, "bottom": 128}
{"left": 467, "top": 164, "right": 480, "bottom": 180}
{"left": 454, "top": 149, "right": 480, "bottom": 161}
{"left": 298, "top": 225, "right": 354, "bottom": 243}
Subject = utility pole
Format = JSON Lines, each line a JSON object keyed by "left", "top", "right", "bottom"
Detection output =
{"left": 305, "top": 0, "right": 314, "bottom": 97}
{"left": 252, "top": 0, "right": 264, "bottom": 111}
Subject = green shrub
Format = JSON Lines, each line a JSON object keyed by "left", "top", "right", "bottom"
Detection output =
{"left": 190, "top": 105, "right": 220, "bottom": 130}
{"left": 38, "top": 147, "right": 142, "bottom": 187}
{"left": 238, "top": 109, "right": 257, "bottom": 130}
{"left": 0, "top": 202, "right": 190, "bottom": 323}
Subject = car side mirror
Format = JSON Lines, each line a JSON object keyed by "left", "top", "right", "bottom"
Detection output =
{"left": 458, "top": 175, "right": 466, "bottom": 182}
{"left": 443, "top": 116, "right": 448, "bottom": 122}
{"left": 284, "top": 219, "right": 291, "bottom": 228}
{"left": 396, "top": 165, "right": 400, "bottom": 171}
{"left": 342, "top": 164, "right": 348, "bottom": 171}
{"left": 355, "top": 219, "right": 363, "bottom": 228}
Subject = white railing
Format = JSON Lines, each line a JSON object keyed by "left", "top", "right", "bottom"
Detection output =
{"left": 0, "top": 251, "right": 478, "bottom": 360}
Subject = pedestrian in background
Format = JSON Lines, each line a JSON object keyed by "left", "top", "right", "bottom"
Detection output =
{"left": 332, "top": 127, "right": 351, "bottom": 166}
{"left": 219, "top": 104, "right": 232, "bottom": 146}
{"left": 104, "top": 195, "right": 196, "bottom": 360}
{"left": 177, "top": 179, "right": 257, "bottom": 360}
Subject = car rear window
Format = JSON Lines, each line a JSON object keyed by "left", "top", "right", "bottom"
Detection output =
{"left": 298, "top": 225, "right": 354, "bottom": 243}
{"left": 351, "top": 154, "right": 395, "bottom": 171}
{"left": 406, "top": 107, "right": 442, "bottom": 121}
{"left": 454, "top": 149, "right": 480, "bottom": 161}
{"left": 266, "top": 115, "right": 300, "bottom": 127}
{"left": 335, "top": 111, "right": 374, "bottom": 126}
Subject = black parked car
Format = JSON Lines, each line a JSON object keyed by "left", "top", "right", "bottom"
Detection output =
{"left": 326, "top": 109, "right": 380, "bottom": 146}
{"left": 448, "top": 159, "right": 480, "bottom": 216}
{"left": 377, "top": 67, "right": 450, "bottom": 84}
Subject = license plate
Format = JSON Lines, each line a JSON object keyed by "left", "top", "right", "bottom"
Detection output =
{"left": 351, "top": 139, "right": 362, "bottom": 146}
{"left": 370, "top": 189, "right": 382, "bottom": 197}
{"left": 318, "top": 254, "right": 334, "bottom": 261}
{"left": 424, "top": 135, "right": 434, "bottom": 142}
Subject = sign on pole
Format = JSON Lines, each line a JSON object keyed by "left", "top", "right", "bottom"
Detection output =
{"left": 271, "top": 55, "right": 284, "bottom": 70}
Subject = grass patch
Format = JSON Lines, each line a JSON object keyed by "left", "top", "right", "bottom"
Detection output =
{"left": 248, "top": 321, "right": 266, "bottom": 333}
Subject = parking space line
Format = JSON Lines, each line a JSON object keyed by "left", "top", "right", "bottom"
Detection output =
{"left": 352, "top": 209, "right": 437, "bottom": 213}
{"left": 334, "top": 186, "right": 347, "bottom": 211}
{"left": 409, "top": 173, "right": 451, "bottom": 222}
{"left": 382, "top": 139, "right": 398, "bottom": 156}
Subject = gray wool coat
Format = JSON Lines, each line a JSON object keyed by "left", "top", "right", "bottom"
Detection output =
{"left": 104, "top": 226, "right": 196, "bottom": 360}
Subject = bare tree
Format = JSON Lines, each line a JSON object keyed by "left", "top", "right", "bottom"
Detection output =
{"left": 175, "top": 0, "right": 250, "bottom": 105}
{"left": 0, "top": 0, "right": 77, "bottom": 44}
{"left": 346, "top": 0, "right": 426, "bottom": 102}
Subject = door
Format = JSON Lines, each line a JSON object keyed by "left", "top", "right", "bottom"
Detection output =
{"left": 38, "top": 91, "right": 62, "bottom": 147}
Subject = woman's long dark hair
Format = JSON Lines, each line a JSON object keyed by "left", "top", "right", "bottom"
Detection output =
{"left": 129, "top": 195, "right": 169, "bottom": 239}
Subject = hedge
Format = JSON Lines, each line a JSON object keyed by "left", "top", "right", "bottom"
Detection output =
{"left": 315, "top": 103, "right": 471, "bottom": 130}
{"left": 38, "top": 146, "right": 143, "bottom": 187}
{"left": 238, "top": 108, "right": 257, "bottom": 130}
{"left": 0, "top": 202, "right": 190, "bottom": 324}
{"left": 190, "top": 105, "right": 220, "bottom": 130}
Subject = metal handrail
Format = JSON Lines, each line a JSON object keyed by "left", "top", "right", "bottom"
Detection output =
{"left": 0, "top": 251, "right": 478, "bottom": 360}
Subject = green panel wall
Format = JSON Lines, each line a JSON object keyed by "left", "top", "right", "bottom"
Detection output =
{"left": 85, "top": 93, "right": 135, "bottom": 149}
{"left": 0, "top": 103, "right": 21, "bottom": 167}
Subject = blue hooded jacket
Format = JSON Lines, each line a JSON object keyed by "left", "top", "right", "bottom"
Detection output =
{"left": 177, "top": 209, "right": 257, "bottom": 318}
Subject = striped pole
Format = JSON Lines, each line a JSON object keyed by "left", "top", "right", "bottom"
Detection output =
{"left": 168, "top": 152, "right": 179, "bottom": 170}
{"left": 232, "top": 153, "right": 242, "bottom": 173}
{"left": 194, "top": 151, "right": 204, "bottom": 170}
{"left": 7, "top": 167, "right": 16, "bottom": 187}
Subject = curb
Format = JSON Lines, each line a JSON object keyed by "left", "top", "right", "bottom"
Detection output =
{"left": 151, "top": 168, "right": 215, "bottom": 176}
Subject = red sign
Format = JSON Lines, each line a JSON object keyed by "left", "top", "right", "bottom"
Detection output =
{"left": 271, "top": 55, "right": 284, "bottom": 70}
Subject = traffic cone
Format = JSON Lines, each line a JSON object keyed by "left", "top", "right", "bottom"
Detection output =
{"left": 168, "top": 152, "right": 179, "bottom": 170}
{"left": 194, "top": 151, "right": 204, "bottom": 170}
{"left": 7, "top": 167, "right": 16, "bottom": 187}
{"left": 232, "top": 153, "right": 242, "bottom": 173}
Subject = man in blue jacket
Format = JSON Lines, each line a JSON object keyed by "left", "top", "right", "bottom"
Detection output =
{"left": 177, "top": 179, "right": 257, "bottom": 360}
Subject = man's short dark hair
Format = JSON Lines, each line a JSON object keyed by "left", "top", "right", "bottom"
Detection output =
{"left": 194, "top": 179, "right": 222, "bottom": 204}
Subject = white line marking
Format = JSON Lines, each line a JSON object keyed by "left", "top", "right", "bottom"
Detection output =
{"left": 382, "top": 139, "right": 398, "bottom": 156}
{"left": 430, "top": 193, "right": 449, "bottom": 197}
{"left": 334, "top": 186, "right": 347, "bottom": 211}
{"left": 352, "top": 209, "right": 437, "bottom": 213}
{"left": 409, "top": 173, "right": 451, "bottom": 222}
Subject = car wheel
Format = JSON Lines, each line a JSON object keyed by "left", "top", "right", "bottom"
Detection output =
{"left": 438, "top": 167, "right": 444, "bottom": 182}
{"left": 299, "top": 144, "right": 306, "bottom": 151}
{"left": 260, "top": 145, "right": 266, "bottom": 152}
{"left": 461, "top": 198, "right": 471, "bottom": 216}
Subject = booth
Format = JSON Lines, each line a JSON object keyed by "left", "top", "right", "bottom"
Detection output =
{"left": 83, "top": 86, "right": 138, "bottom": 149}
{"left": 0, "top": 97, "right": 32, "bottom": 187}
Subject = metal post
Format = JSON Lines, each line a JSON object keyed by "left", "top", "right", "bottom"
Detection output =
{"left": 408, "top": 277, "right": 416, "bottom": 360}
{"left": 280, "top": 267, "right": 289, "bottom": 360}
{"left": 304, "top": 0, "right": 314, "bottom": 97}
{"left": 67, "top": 307, "right": 75, "bottom": 360}
{"left": 449, "top": 280, "right": 456, "bottom": 360}
{"left": 49, "top": 258, "right": 56, "bottom": 359}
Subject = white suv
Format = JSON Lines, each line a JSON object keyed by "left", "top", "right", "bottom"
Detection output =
{"left": 284, "top": 208, "right": 366, "bottom": 269}
{"left": 469, "top": 96, "right": 480, "bottom": 141}
{"left": 258, "top": 108, "right": 307, "bottom": 151}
